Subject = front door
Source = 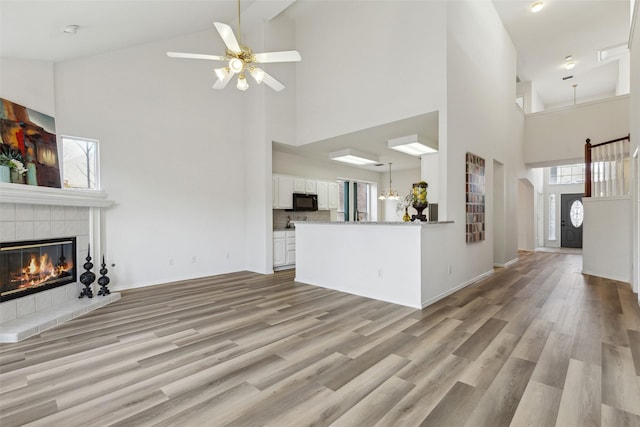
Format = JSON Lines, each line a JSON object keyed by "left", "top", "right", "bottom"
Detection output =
{"left": 560, "top": 193, "right": 584, "bottom": 248}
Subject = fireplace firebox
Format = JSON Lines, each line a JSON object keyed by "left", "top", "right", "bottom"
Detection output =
{"left": 0, "top": 237, "right": 77, "bottom": 302}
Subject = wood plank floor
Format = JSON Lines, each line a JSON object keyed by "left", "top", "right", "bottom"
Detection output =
{"left": 1, "top": 251, "right": 640, "bottom": 426}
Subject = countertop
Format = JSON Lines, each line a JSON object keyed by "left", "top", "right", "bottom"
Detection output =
{"left": 292, "top": 221, "right": 454, "bottom": 226}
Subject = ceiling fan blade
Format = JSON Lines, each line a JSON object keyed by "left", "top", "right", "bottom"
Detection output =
{"left": 214, "top": 22, "right": 241, "bottom": 53}
{"left": 261, "top": 71, "right": 285, "bottom": 92}
{"left": 213, "top": 72, "right": 234, "bottom": 89}
{"left": 167, "top": 52, "right": 226, "bottom": 61}
{"left": 253, "top": 50, "right": 302, "bottom": 63}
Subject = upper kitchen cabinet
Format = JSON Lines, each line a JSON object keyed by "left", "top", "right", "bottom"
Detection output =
{"left": 273, "top": 174, "right": 338, "bottom": 211}
{"left": 274, "top": 175, "right": 294, "bottom": 209}
{"left": 317, "top": 181, "right": 328, "bottom": 210}
{"left": 328, "top": 182, "right": 339, "bottom": 210}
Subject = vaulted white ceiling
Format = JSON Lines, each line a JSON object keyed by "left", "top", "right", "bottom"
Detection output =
{"left": 492, "top": 0, "right": 631, "bottom": 108}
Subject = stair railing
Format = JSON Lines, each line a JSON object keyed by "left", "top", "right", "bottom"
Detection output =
{"left": 584, "top": 134, "right": 631, "bottom": 197}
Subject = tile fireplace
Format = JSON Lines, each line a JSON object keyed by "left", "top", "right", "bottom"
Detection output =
{"left": 1, "top": 237, "right": 77, "bottom": 302}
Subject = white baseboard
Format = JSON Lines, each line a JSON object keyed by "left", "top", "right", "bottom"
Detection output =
{"left": 421, "top": 269, "right": 494, "bottom": 308}
{"left": 581, "top": 269, "right": 630, "bottom": 284}
{"left": 494, "top": 257, "right": 519, "bottom": 268}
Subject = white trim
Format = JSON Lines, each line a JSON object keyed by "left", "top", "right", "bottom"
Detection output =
{"left": 0, "top": 182, "right": 113, "bottom": 207}
{"left": 421, "top": 269, "right": 494, "bottom": 308}
{"left": 582, "top": 270, "right": 630, "bottom": 284}
{"left": 630, "top": 0, "right": 638, "bottom": 49}
{"left": 494, "top": 257, "right": 519, "bottom": 268}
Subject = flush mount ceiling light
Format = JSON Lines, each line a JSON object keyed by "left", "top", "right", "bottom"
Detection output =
{"left": 564, "top": 55, "right": 576, "bottom": 70}
{"left": 379, "top": 163, "right": 400, "bottom": 200}
{"left": 63, "top": 25, "right": 80, "bottom": 35}
{"left": 388, "top": 134, "right": 438, "bottom": 157}
{"left": 530, "top": 1, "right": 544, "bottom": 13}
{"left": 167, "top": 0, "right": 301, "bottom": 92}
{"left": 329, "top": 149, "right": 379, "bottom": 166}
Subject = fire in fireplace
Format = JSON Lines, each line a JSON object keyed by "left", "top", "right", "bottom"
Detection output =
{"left": 0, "top": 237, "right": 77, "bottom": 302}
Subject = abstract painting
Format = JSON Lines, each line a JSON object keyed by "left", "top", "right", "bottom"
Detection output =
{"left": 0, "top": 98, "right": 61, "bottom": 188}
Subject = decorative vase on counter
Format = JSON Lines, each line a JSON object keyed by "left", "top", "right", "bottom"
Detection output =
{"left": 411, "top": 181, "right": 429, "bottom": 222}
{"left": 402, "top": 207, "right": 411, "bottom": 222}
{"left": 0, "top": 165, "right": 9, "bottom": 183}
{"left": 10, "top": 168, "right": 25, "bottom": 184}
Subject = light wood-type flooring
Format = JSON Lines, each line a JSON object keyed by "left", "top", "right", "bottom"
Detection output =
{"left": 1, "top": 251, "right": 640, "bottom": 426}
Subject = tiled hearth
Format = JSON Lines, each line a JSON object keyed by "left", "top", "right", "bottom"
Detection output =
{"left": 0, "top": 184, "right": 118, "bottom": 342}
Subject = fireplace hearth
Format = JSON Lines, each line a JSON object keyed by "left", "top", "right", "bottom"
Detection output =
{"left": 1, "top": 237, "right": 77, "bottom": 303}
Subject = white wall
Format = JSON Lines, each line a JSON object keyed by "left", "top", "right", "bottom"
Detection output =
{"left": 446, "top": 0, "right": 523, "bottom": 279}
{"left": 583, "top": 197, "right": 631, "bottom": 282}
{"left": 289, "top": 1, "right": 447, "bottom": 146}
{"left": 517, "top": 179, "right": 535, "bottom": 251}
{"left": 53, "top": 30, "right": 248, "bottom": 290}
{"left": 524, "top": 95, "right": 630, "bottom": 167}
{"left": 0, "top": 58, "right": 55, "bottom": 117}
{"left": 631, "top": 0, "right": 639, "bottom": 297}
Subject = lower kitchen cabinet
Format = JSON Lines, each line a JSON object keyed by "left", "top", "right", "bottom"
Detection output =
{"left": 273, "top": 230, "right": 295, "bottom": 269}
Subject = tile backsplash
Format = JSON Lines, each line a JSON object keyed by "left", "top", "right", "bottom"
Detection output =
{"left": 273, "top": 209, "right": 331, "bottom": 229}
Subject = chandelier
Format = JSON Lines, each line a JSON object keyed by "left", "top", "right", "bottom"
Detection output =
{"left": 379, "top": 163, "right": 400, "bottom": 200}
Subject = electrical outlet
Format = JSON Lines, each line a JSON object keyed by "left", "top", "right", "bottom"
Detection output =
{"left": 169, "top": 258, "right": 174, "bottom": 266}
{"left": 378, "top": 268, "right": 383, "bottom": 278}
{"left": 448, "top": 265, "right": 452, "bottom": 275}
{"left": 191, "top": 256, "right": 197, "bottom": 263}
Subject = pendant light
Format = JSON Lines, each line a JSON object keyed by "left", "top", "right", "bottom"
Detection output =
{"left": 379, "top": 163, "right": 400, "bottom": 200}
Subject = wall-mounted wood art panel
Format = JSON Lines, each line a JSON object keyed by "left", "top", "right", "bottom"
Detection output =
{"left": 465, "top": 152, "right": 485, "bottom": 243}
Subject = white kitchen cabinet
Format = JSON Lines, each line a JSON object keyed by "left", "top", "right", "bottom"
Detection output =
{"left": 305, "top": 179, "right": 317, "bottom": 195}
{"left": 273, "top": 231, "right": 287, "bottom": 266}
{"left": 317, "top": 181, "right": 329, "bottom": 210}
{"left": 274, "top": 230, "right": 295, "bottom": 269}
{"left": 293, "top": 178, "right": 306, "bottom": 194}
{"left": 276, "top": 175, "right": 294, "bottom": 209}
{"left": 328, "top": 182, "right": 339, "bottom": 209}
{"left": 286, "top": 230, "right": 296, "bottom": 265}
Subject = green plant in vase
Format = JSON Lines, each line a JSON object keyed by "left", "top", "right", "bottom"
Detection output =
{"left": 0, "top": 147, "right": 28, "bottom": 183}
{"left": 411, "top": 181, "right": 429, "bottom": 221}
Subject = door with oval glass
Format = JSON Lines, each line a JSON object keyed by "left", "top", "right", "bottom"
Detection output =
{"left": 560, "top": 193, "right": 584, "bottom": 248}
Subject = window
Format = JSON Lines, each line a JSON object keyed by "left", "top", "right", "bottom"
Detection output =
{"left": 569, "top": 200, "right": 584, "bottom": 228}
{"left": 549, "top": 164, "right": 584, "bottom": 185}
{"left": 62, "top": 136, "right": 99, "bottom": 189}
{"left": 548, "top": 194, "right": 557, "bottom": 240}
{"left": 337, "top": 179, "right": 375, "bottom": 222}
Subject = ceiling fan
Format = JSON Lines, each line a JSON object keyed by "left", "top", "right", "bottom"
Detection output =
{"left": 167, "top": 0, "right": 301, "bottom": 92}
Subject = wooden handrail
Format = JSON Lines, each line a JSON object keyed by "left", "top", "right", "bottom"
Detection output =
{"left": 584, "top": 134, "right": 631, "bottom": 197}
{"left": 589, "top": 134, "right": 630, "bottom": 148}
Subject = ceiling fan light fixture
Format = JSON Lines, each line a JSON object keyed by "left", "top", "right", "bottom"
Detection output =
{"left": 250, "top": 68, "right": 265, "bottom": 84}
{"left": 229, "top": 58, "right": 244, "bottom": 74}
{"left": 237, "top": 74, "right": 249, "bottom": 91}
{"left": 530, "top": 1, "right": 544, "bottom": 13}
{"left": 564, "top": 61, "right": 576, "bottom": 70}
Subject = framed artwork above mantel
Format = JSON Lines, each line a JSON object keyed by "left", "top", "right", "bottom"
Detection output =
{"left": 0, "top": 98, "right": 61, "bottom": 188}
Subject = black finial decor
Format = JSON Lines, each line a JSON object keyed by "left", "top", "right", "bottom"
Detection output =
{"left": 79, "top": 244, "right": 96, "bottom": 298}
{"left": 97, "top": 255, "right": 111, "bottom": 296}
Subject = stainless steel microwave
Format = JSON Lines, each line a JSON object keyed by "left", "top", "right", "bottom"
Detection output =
{"left": 291, "top": 193, "right": 318, "bottom": 211}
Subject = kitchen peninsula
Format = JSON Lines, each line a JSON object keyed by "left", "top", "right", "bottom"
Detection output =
{"left": 294, "top": 221, "right": 458, "bottom": 309}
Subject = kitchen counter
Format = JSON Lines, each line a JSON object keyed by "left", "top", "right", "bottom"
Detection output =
{"left": 294, "top": 221, "right": 461, "bottom": 309}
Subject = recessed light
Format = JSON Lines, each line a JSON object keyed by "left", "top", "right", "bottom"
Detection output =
{"left": 565, "top": 61, "right": 576, "bottom": 70}
{"left": 64, "top": 25, "right": 80, "bottom": 35}
{"left": 530, "top": 1, "right": 544, "bottom": 13}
